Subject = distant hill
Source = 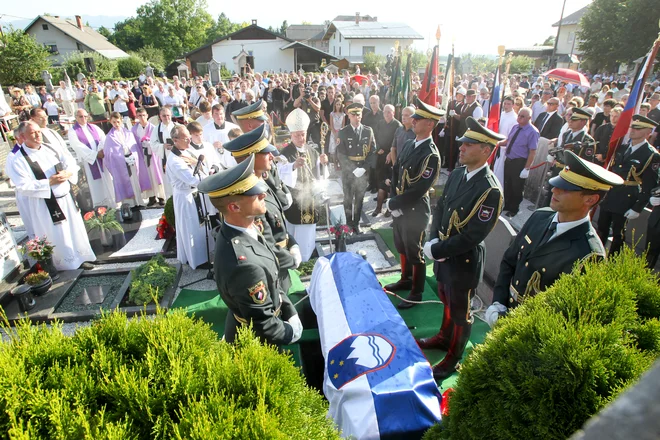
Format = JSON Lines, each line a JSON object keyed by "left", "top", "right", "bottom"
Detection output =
{"left": 2, "top": 15, "right": 128, "bottom": 32}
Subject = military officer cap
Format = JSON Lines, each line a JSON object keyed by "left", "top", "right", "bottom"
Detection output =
{"left": 571, "top": 107, "right": 592, "bottom": 121}
{"left": 457, "top": 116, "right": 505, "bottom": 146}
{"left": 223, "top": 124, "right": 279, "bottom": 158}
{"left": 346, "top": 102, "right": 364, "bottom": 115}
{"left": 231, "top": 99, "right": 268, "bottom": 121}
{"left": 549, "top": 150, "right": 624, "bottom": 192}
{"left": 630, "top": 114, "right": 659, "bottom": 130}
{"left": 411, "top": 97, "right": 445, "bottom": 121}
{"left": 198, "top": 154, "right": 268, "bottom": 198}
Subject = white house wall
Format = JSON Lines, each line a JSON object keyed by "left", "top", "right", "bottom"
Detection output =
{"left": 26, "top": 18, "right": 89, "bottom": 66}
{"left": 328, "top": 31, "right": 351, "bottom": 58}
{"left": 555, "top": 24, "right": 582, "bottom": 55}
{"left": 211, "top": 39, "right": 294, "bottom": 72}
{"left": 328, "top": 31, "right": 415, "bottom": 59}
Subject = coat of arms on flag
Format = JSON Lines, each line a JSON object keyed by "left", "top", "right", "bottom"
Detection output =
{"left": 328, "top": 334, "right": 396, "bottom": 389}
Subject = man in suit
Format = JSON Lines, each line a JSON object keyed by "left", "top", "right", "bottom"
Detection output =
{"left": 384, "top": 99, "right": 442, "bottom": 309}
{"left": 336, "top": 103, "right": 377, "bottom": 234}
{"left": 534, "top": 97, "right": 563, "bottom": 140}
{"left": 420, "top": 117, "right": 504, "bottom": 380}
{"left": 597, "top": 115, "right": 660, "bottom": 255}
{"left": 199, "top": 155, "right": 303, "bottom": 346}
{"left": 486, "top": 150, "right": 624, "bottom": 326}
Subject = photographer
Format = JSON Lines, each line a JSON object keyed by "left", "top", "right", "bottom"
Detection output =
{"left": 294, "top": 83, "right": 321, "bottom": 146}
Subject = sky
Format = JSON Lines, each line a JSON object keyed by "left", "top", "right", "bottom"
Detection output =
{"left": 1, "top": 0, "right": 593, "bottom": 55}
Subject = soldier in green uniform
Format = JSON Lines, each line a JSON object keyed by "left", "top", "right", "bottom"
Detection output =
{"left": 596, "top": 114, "right": 660, "bottom": 255}
{"left": 336, "top": 102, "right": 377, "bottom": 234}
{"left": 223, "top": 124, "right": 302, "bottom": 294}
{"left": 420, "top": 117, "right": 504, "bottom": 380}
{"left": 198, "top": 155, "right": 303, "bottom": 345}
{"left": 384, "top": 98, "right": 442, "bottom": 310}
{"left": 544, "top": 107, "right": 597, "bottom": 206}
{"left": 487, "top": 150, "right": 624, "bottom": 327}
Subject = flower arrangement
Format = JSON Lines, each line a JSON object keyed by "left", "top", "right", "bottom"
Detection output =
{"left": 83, "top": 207, "right": 123, "bottom": 233}
{"left": 156, "top": 214, "right": 174, "bottom": 239}
{"left": 22, "top": 236, "right": 55, "bottom": 260}
{"left": 25, "top": 271, "right": 51, "bottom": 286}
{"left": 329, "top": 222, "right": 351, "bottom": 241}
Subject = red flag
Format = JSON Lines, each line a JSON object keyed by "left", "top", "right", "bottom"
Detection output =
{"left": 605, "top": 37, "right": 660, "bottom": 168}
{"left": 418, "top": 46, "right": 439, "bottom": 107}
{"left": 487, "top": 65, "right": 501, "bottom": 133}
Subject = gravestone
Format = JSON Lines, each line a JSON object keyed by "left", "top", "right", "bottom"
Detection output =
{"left": 209, "top": 60, "right": 221, "bottom": 85}
{"left": 74, "top": 285, "right": 109, "bottom": 305}
{"left": 0, "top": 212, "right": 22, "bottom": 282}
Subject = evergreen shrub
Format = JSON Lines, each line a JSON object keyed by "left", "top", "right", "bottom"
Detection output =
{"left": 128, "top": 255, "right": 176, "bottom": 305}
{"left": 117, "top": 56, "right": 145, "bottom": 79}
{"left": 0, "top": 310, "right": 340, "bottom": 439}
{"left": 164, "top": 196, "right": 175, "bottom": 230}
{"left": 438, "top": 247, "right": 660, "bottom": 440}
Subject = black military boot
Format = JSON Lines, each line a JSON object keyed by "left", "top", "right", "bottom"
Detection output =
{"left": 384, "top": 255, "right": 412, "bottom": 291}
{"left": 432, "top": 323, "right": 472, "bottom": 381}
{"left": 416, "top": 304, "right": 452, "bottom": 351}
{"left": 397, "top": 263, "right": 426, "bottom": 309}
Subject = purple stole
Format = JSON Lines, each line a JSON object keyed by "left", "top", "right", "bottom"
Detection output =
{"left": 131, "top": 122, "right": 162, "bottom": 185}
{"left": 72, "top": 122, "right": 104, "bottom": 179}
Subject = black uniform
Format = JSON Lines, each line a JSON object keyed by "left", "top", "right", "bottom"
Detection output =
{"left": 493, "top": 208, "right": 605, "bottom": 309}
{"left": 280, "top": 143, "right": 321, "bottom": 224}
{"left": 597, "top": 140, "right": 660, "bottom": 254}
{"left": 444, "top": 99, "right": 464, "bottom": 171}
{"left": 429, "top": 165, "right": 502, "bottom": 322}
{"left": 336, "top": 124, "right": 376, "bottom": 230}
{"left": 215, "top": 224, "right": 297, "bottom": 345}
{"left": 544, "top": 129, "right": 596, "bottom": 206}
{"left": 390, "top": 138, "right": 440, "bottom": 265}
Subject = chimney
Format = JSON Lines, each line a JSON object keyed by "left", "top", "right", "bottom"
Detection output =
{"left": 75, "top": 15, "right": 84, "bottom": 31}
{"left": 251, "top": 19, "right": 257, "bottom": 26}
{"left": 355, "top": 12, "right": 360, "bottom": 25}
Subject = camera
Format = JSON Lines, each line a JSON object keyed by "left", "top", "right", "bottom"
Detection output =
{"left": 304, "top": 87, "right": 311, "bottom": 98}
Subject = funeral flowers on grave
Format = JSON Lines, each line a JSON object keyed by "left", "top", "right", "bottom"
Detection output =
{"left": 21, "top": 236, "right": 55, "bottom": 260}
{"left": 83, "top": 207, "right": 124, "bottom": 233}
{"left": 25, "top": 271, "right": 51, "bottom": 286}
{"left": 329, "top": 223, "right": 351, "bottom": 240}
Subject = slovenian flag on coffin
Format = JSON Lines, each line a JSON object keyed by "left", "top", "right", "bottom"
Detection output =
{"left": 309, "top": 253, "right": 442, "bottom": 439}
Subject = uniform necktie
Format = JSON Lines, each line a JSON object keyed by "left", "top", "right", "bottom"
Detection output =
{"left": 539, "top": 221, "right": 558, "bottom": 247}
{"left": 623, "top": 143, "right": 633, "bottom": 160}
{"left": 505, "top": 127, "right": 522, "bottom": 157}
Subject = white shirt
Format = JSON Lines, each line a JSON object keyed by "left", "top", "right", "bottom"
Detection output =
{"left": 55, "top": 86, "right": 75, "bottom": 101}
{"left": 224, "top": 221, "right": 259, "bottom": 241}
{"left": 163, "top": 94, "right": 183, "bottom": 107}
{"left": 414, "top": 136, "right": 433, "bottom": 148}
{"left": 548, "top": 213, "right": 591, "bottom": 242}
{"left": 627, "top": 140, "right": 647, "bottom": 155}
{"left": 109, "top": 89, "right": 128, "bottom": 113}
{"left": 499, "top": 110, "right": 518, "bottom": 137}
{"left": 465, "top": 163, "right": 489, "bottom": 182}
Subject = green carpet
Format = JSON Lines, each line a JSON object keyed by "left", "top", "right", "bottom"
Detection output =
{"left": 172, "top": 230, "right": 491, "bottom": 390}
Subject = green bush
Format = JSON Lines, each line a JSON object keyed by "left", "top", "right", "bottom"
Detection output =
{"left": 0, "top": 309, "right": 340, "bottom": 438}
{"left": 63, "top": 51, "right": 119, "bottom": 82}
{"left": 128, "top": 255, "right": 176, "bottom": 305}
{"left": 164, "top": 196, "right": 175, "bottom": 230}
{"left": 442, "top": 247, "right": 660, "bottom": 440}
{"left": 117, "top": 55, "right": 145, "bottom": 79}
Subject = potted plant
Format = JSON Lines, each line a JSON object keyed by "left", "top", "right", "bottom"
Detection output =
{"left": 83, "top": 207, "right": 123, "bottom": 247}
{"left": 329, "top": 222, "right": 351, "bottom": 252}
{"left": 22, "top": 236, "right": 59, "bottom": 281}
{"left": 25, "top": 271, "right": 53, "bottom": 296}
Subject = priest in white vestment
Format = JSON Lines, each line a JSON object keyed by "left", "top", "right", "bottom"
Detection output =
{"left": 7, "top": 121, "right": 95, "bottom": 270}
{"left": 150, "top": 106, "right": 177, "bottom": 202}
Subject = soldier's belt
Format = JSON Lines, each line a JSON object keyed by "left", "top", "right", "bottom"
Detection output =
{"left": 276, "top": 234, "right": 289, "bottom": 248}
{"left": 348, "top": 155, "right": 365, "bottom": 161}
{"left": 554, "top": 162, "right": 565, "bottom": 169}
{"left": 234, "top": 313, "right": 248, "bottom": 325}
{"left": 624, "top": 181, "right": 640, "bottom": 187}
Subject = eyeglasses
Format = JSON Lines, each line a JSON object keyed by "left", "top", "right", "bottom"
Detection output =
{"left": 175, "top": 137, "right": 191, "bottom": 143}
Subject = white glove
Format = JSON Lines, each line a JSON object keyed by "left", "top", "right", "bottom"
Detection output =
{"left": 290, "top": 244, "right": 302, "bottom": 268}
{"left": 353, "top": 167, "right": 366, "bottom": 178}
{"left": 287, "top": 314, "right": 303, "bottom": 344}
{"left": 448, "top": 110, "right": 456, "bottom": 117}
{"left": 519, "top": 168, "right": 530, "bottom": 179}
{"left": 624, "top": 209, "right": 640, "bottom": 220}
{"left": 485, "top": 302, "right": 508, "bottom": 328}
{"left": 438, "top": 129, "right": 445, "bottom": 138}
{"left": 423, "top": 238, "right": 440, "bottom": 260}
{"left": 391, "top": 209, "right": 403, "bottom": 217}
{"left": 650, "top": 197, "right": 660, "bottom": 207}
{"left": 124, "top": 155, "right": 136, "bottom": 166}
{"left": 283, "top": 193, "right": 293, "bottom": 210}
{"left": 546, "top": 154, "right": 555, "bottom": 164}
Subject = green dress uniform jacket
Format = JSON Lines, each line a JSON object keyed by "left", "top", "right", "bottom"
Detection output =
{"left": 336, "top": 124, "right": 376, "bottom": 173}
{"left": 493, "top": 208, "right": 605, "bottom": 309}
{"left": 215, "top": 224, "right": 297, "bottom": 345}
{"left": 428, "top": 166, "right": 502, "bottom": 290}
{"left": 600, "top": 140, "right": 660, "bottom": 215}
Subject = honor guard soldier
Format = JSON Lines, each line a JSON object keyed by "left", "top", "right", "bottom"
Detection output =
{"left": 199, "top": 155, "right": 302, "bottom": 346}
{"left": 420, "top": 117, "right": 504, "bottom": 380}
{"left": 223, "top": 124, "right": 302, "bottom": 294}
{"left": 596, "top": 115, "right": 660, "bottom": 255}
{"left": 544, "top": 107, "right": 596, "bottom": 206}
{"left": 233, "top": 99, "right": 292, "bottom": 210}
{"left": 384, "top": 98, "right": 442, "bottom": 309}
{"left": 336, "top": 102, "right": 377, "bottom": 233}
{"left": 487, "top": 150, "right": 624, "bottom": 326}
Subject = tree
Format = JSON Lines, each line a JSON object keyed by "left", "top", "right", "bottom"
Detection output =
{"left": 63, "top": 52, "right": 119, "bottom": 82}
{"left": 362, "top": 52, "right": 386, "bottom": 74}
{"left": 135, "top": 45, "right": 166, "bottom": 72}
{"left": 117, "top": 55, "right": 145, "bottom": 78}
{"left": 137, "top": 0, "right": 214, "bottom": 63}
{"left": 206, "top": 13, "right": 243, "bottom": 43}
{"left": 509, "top": 56, "right": 534, "bottom": 74}
{"left": 280, "top": 20, "right": 289, "bottom": 35}
{"left": 109, "top": 17, "right": 147, "bottom": 52}
{"left": 542, "top": 35, "right": 555, "bottom": 46}
{"left": 97, "top": 26, "right": 112, "bottom": 39}
{"left": 578, "top": 0, "right": 660, "bottom": 69}
{"left": 0, "top": 27, "right": 51, "bottom": 85}
{"left": 406, "top": 48, "right": 429, "bottom": 72}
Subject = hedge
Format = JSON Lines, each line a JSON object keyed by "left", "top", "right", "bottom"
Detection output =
{"left": 0, "top": 310, "right": 341, "bottom": 439}
{"left": 428, "top": 247, "right": 660, "bottom": 440}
